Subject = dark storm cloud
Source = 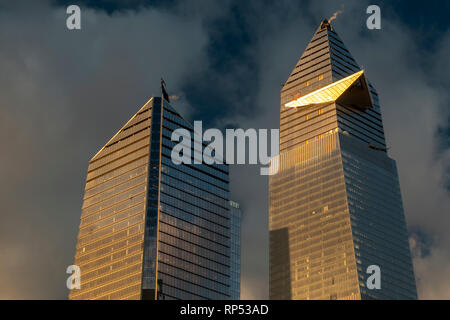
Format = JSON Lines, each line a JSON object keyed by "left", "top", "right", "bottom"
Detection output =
{"left": 0, "top": 0, "right": 449, "bottom": 300}
{"left": 52, "top": 0, "right": 178, "bottom": 14}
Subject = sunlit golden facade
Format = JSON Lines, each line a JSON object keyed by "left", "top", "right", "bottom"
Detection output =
{"left": 269, "top": 20, "right": 417, "bottom": 300}
{"left": 69, "top": 100, "right": 152, "bottom": 300}
{"left": 284, "top": 70, "right": 370, "bottom": 109}
{"left": 270, "top": 131, "right": 360, "bottom": 299}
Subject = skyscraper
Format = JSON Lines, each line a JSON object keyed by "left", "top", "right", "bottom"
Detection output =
{"left": 269, "top": 20, "right": 417, "bottom": 300}
{"left": 70, "top": 96, "right": 236, "bottom": 300}
{"left": 229, "top": 200, "right": 242, "bottom": 300}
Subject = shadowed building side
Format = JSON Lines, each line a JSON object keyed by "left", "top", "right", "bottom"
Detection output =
{"left": 229, "top": 200, "right": 242, "bottom": 300}
{"left": 269, "top": 228, "right": 292, "bottom": 300}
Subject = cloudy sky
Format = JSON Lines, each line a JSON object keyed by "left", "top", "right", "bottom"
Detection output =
{"left": 0, "top": 0, "right": 449, "bottom": 299}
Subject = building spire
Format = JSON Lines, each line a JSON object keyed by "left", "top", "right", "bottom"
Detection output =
{"left": 161, "top": 77, "right": 170, "bottom": 103}
{"left": 280, "top": 19, "right": 361, "bottom": 106}
{"left": 320, "top": 18, "right": 331, "bottom": 30}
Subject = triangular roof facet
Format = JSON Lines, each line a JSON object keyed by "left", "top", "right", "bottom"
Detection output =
{"left": 285, "top": 70, "right": 373, "bottom": 110}
{"left": 281, "top": 19, "right": 365, "bottom": 106}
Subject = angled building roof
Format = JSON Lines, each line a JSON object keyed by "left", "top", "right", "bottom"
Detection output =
{"left": 279, "top": 19, "right": 385, "bottom": 152}
{"left": 281, "top": 19, "right": 369, "bottom": 106}
{"left": 91, "top": 98, "right": 154, "bottom": 161}
{"left": 285, "top": 69, "right": 373, "bottom": 110}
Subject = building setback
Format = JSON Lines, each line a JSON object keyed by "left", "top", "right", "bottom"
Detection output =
{"left": 269, "top": 20, "right": 417, "bottom": 300}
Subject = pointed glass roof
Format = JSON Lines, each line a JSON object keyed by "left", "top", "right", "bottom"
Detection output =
{"left": 285, "top": 70, "right": 373, "bottom": 109}
{"left": 91, "top": 97, "right": 154, "bottom": 161}
{"left": 280, "top": 19, "right": 369, "bottom": 107}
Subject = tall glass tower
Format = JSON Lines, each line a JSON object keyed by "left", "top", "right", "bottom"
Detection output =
{"left": 229, "top": 200, "right": 242, "bottom": 300}
{"left": 70, "top": 97, "right": 234, "bottom": 300}
{"left": 269, "top": 20, "right": 417, "bottom": 300}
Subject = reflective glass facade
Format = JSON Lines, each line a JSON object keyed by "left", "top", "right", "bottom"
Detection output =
{"left": 70, "top": 99, "right": 152, "bottom": 300}
{"left": 269, "top": 20, "right": 417, "bottom": 300}
{"left": 229, "top": 200, "right": 242, "bottom": 300}
{"left": 340, "top": 134, "right": 417, "bottom": 299}
{"left": 71, "top": 97, "right": 234, "bottom": 300}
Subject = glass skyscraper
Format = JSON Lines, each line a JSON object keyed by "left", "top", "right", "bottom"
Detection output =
{"left": 229, "top": 200, "right": 242, "bottom": 300}
{"left": 70, "top": 97, "right": 237, "bottom": 300}
{"left": 269, "top": 20, "right": 417, "bottom": 300}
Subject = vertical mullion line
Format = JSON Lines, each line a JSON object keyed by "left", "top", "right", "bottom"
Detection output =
{"left": 154, "top": 98, "right": 164, "bottom": 300}
{"left": 139, "top": 98, "right": 153, "bottom": 300}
